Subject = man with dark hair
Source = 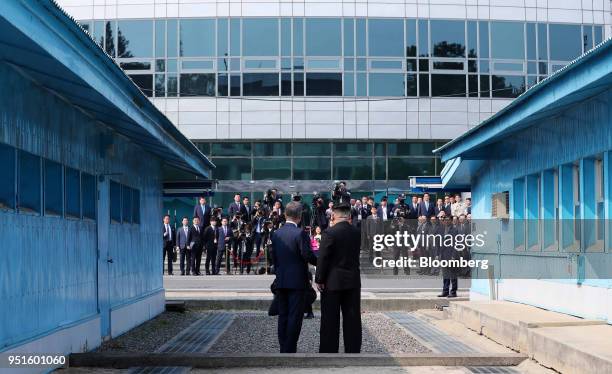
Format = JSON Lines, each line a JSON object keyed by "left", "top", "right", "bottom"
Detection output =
{"left": 203, "top": 216, "right": 219, "bottom": 275}
{"left": 189, "top": 216, "right": 204, "bottom": 275}
{"left": 193, "top": 196, "right": 211, "bottom": 228}
{"left": 162, "top": 215, "right": 176, "bottom": 275}
{"left": 176, "top": 216, "right": 191, "bottom": 276}
{"left": 229, "top": 193, "right": 246, "bottom": 217}
{"left": 316, "top": 202, "right": 362, "bottom": 353}
{"left": 272, "top": 201, "right": 317, "bottom": 353}
{"left": 418, "top": 193, "right": 435, "bottom": 218}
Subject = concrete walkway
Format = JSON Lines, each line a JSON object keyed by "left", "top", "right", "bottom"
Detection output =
{"left": 448, "top": 300, "right": 612, "bottom": 374}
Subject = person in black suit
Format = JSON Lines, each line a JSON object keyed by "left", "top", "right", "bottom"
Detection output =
{"left": 271, "top": 202, "right": 317, "bottom": 353}
{"left": 434, "top": 198, "right": 446, "bottom": 218}
{"left": 252, "top": 209, "right": 267, "bottom": 258}
{"left": 215, "top": 217, "right": 233, "bottom": 274}
{"left": 193, "top": 196, "right": 211, "bottom": 229}
{"left": 418, "top": 193, "right": 435, "bottom": 218}
{"left": 162, "top": 215, "right": 176, "bottom": 275}
{"left": 228, "top": 193, "right": 246, "bottom": 218}
{"left": 407, "top": 196, "right": 419, "bottom": 219}
{"left": 242, "top": 196, "right": 253, "bottom": 221}
{"left": 203, "top": 217, "right": 218, "bottom": 275}
{"left": 443, "top": 195, "right": 453, "bottom": 217}
{"left": 176, "top": 216, "right": 192, "bottom": 276}
{"left": 316, "top": 202, "right": 362, "bottom": 353}
{"left": 438, "top": 217, "right": 459, "bottom": 298}
{"left": 189, "top": 216, "right": 204, "bottom": 275}
{"left": 376, "top": 197, "right": 391, "bottom": 222}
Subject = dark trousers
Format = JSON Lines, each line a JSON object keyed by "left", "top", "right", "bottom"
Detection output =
{"left": 392, "top": 246, "right": 410, "bottom": 275}
{"left": 277, "top": 289, "right": 305, "bottom": 353}
{"left": 254, "top": 232, "right": 263, "bottom": 256}
{"left": 180, "top": 248, "right": 191, "bottom": 275}
{"left": 319, "top": 288, "right": 362, "bottom": 353}
{"left": 241, "top": 238, "right": 254, "bottom": 274}
{"left": 192, "top": 246, "right": 203, "bottom": 275}
{"left": 163, "top": 243, "right": 174, "bottom": 275}
{"left": 215, "top": 245, "right": 229, "bottom": 274}
{"left": 205, "top": 247, "right": 217, "bottom": 274}
{"left": 443, "top": 278, "right": 458, "bottom": 295}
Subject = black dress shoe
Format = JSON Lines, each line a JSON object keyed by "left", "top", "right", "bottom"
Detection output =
{"left": 181, "top": 272, "right": 185, "bottom": 276}
{"left": 304, "top": 312, "right": 314, "bottom": 319}
{"left": 437, "top": 293, "right": 449, "bottom": 297}
{"left": 206, "top": 271, "right": 211, "bottom": 275}
{"left": 448, "top": 293, "right": 458, "bottom": 298}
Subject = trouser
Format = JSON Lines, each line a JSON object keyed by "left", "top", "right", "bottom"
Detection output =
{"left": 180, "top": 248, "right": 191, "bottom": 275}
{"left": 163, "top": 243, "right": 174, "bottom": 275}
{"left": 216, "top": 246, "right": 230, "bottom": 274}
{"left": 241, "top": 238, "right": 254, "bottom": 274}
{"left": 192, "top": 246, "right": 203, "bottom": 275}
{"left": 392, "top": 246, "right": 410, "bottom": 275}
{"left": 232, "top": 239, "right": 240, "bottom": 268}
{"left": 205, "top": 247, "right": 217, "bottom": 274}
{"left": 277, "top": 289, "right": 305, "bottom": 353}
{"left": 254, "top": 232, "right": 263, "bottom": 257}
{"left": 442, "top": 278, "right": 458, "bottom": 295}
{"left": 319, "top": 287, "right": 362, "bottom": 353}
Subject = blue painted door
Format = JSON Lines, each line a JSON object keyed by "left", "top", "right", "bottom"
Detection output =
{"left": 97, "top": 176, "right": 111, "bottom": 339}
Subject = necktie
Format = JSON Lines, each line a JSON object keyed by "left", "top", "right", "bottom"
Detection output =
{"left": 196, "top": 226, "right": 199, "bottom": 234}
{"left": 202, "top": 205, "right": 205, "bottom": 215}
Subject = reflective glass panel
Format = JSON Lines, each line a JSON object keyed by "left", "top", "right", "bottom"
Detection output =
{"left": 132, "top": 189, "right": 140, "bottom": 224}
{"left": 374, "top": 158, "right": 386, "bottom": 180}
{"left": 306, "top": 18, "right": 341, "bottom": 56}
{"left": 368, "top": 73, "right": 405, "bottom": 96}
{"left": 388, "top": 158, "right": 436, "bottom": 179}
{"left": 179, "top": 73, "right": 215, "bottom": 96}
{"left": 155, "top": 20, "right": 165, "bottom": 57}
{"left": 431, "top": 74, "right": 465, "bottom": 97}
{"left": 293, "top": 158, "right": 331, "bottom": 180}
{"left": 44, "top": 159, "right": 63, "bottom": 216}
{"left": 526, "top": 23, "right": 536, "bottom": 60}
{"left": 211, "top": 143, "right": 251, "bottom": 156}
{"left": 65, "top": 167, "right": 80, "bottom": 218}
{"left": 537, "top": 23, "right": 547, "bottom": 60}
{"left": 18, "top": 151, "right": 41, "bottom": 214}
{"left": 356, "top": 19, "right": 367, "bottom": 56}
{"left": 334, "top": 158, "right": 372, "bottom": 180}
{"left": 388, "top": 142, "right": 436, "bottom": 156}
{"left": 167, "top": 19, "right": 177, "bottom": 57}
{"left": 406, "top": 74, "right": 417, "bottom": 96}
{"left": 294, "top": 73, "right": 304, "bottom": 96}
{"left": 418, "top": 20, "right": 429, "bottom": 57}
{"left": 254, "top": 158, "right": 291, "bottom": 180}
{"left": 0, "top": 143, "right": 15, "bottom": 209}
{"left": 230, "top": 19, "right": 240, "bottom": 56}
{"left": 254, "top": 143, "right": 291, "bottom": 156}
{"left": 243, "top": 73, "right": 279, "bottom": 96}
{"left": 406, "top": 19, "right": 417, "bottom": 57}
{"left": 467, "top": 21, "right": 477, "bottom": 58}
{"left": 549, "top": 24, "right": 581, "bottom": 61}
{"left": 122, "top": 185, "right": 132, "bottom": 223}
{"left": 243, "top": 18, "right": 278, "bottom": 56}
{"left": 491, "top": 22, "right": 524, "bottom": 59}
{"left": 281, "top": 73, "right": 291, "bottom": 96}
{"left": 110, "top": 181, "right": 121, "bottom": 222}
{"left": 117, "top": 20, "right": 153, "bottom": 58}
{"left": 281, "top": 19, "right": 291, "bottom": 56}
{"left": 492, "top": 75, "right": 525, "bottom": 98}
{"left": 179, "top": 19, "right": 215, "bottom": 57}
{"left": 368, "top": 19, "right": 404, "bottom": 57}
{"left": 334, "top": 143, "right": 372, "bottom": 156}
{"left": 211, "top": 158, "right": 252, "bottom": 180}
{"left": 293, "top": 143, "right": 330, "bottom": 156}
{"left": 218, "top": 18, "right": 229, "bottom": 57}
{"left": 82, "top": 173, "right": 96, "bottom": 220}
{"left": 293, "top": 18, "right": 304, "bottom": 56}
{"left": 431, "top": 20, "right": 465, "bottom": 58}
{"left": 344, "top": 19, "right": 354, "bottom": 57}
{"left": 306, "top": 73, "right": 342, "bottom": 96}
{"left": 479, "top": 21, "right": 489, "bottom": 58}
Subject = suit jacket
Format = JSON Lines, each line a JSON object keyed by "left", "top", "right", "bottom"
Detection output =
{"left": 377, "top": 206, "right": 391, "bottom": 221}
{"left": 315, "top": 221, "right": 361, "bottom": 291}
{"left": 228, "top": 202, "right": 247, "bottom": 218}
{"left": 217, "top": 225, "right": 233, "bottom": 252}
{"left": 407, "top": 203, "right": 419, "bottom": 219}
{"left": 203, "top": 225, "right": 218, "bottom": 251}
{"left": 163, "top": 224, "right": 176, "bottom": 247}
{"left": 443, "top": 203, "right": 452, "bottom": 216}
{"left": 434, "top": 204, "right": 446, "bottom": 217}
{"left": 242, "top": 204, "right": 253, "bottom": 221}
{"left": 193, "top": 204, "right": 211, "bottom": 228}
{"left": 271, "top": 223, "right": 317, "bottom": 289}
{"left": 188, "top": 225, "right": 204, "bottom": 250}
{"left": 176, "top": 225, "right": 191, "bottom": 250}
{"left": 418, "top": 200, "right": 435, "bottom": 218}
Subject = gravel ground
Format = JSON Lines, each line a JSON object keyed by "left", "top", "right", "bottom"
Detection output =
{"left": 96, "top": 310, "right": 207, "bottom": 353}
{"left": 207, "top": 312, "right": 430, "bottom": 354}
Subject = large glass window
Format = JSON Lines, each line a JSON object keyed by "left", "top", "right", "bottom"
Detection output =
{"left": 211, "top": 158, "right": 251, "bottom": 180}
{"left": 65, "top": 167, "right": 80, "bottom": 218}
{"left": 432, "top": 74, "right": 466, "bottom": 97}
{"left": 254, "top": 143, "right": 291, "bottom": 156}
{"left": 430, "top": 20, "right": 465, "bottom": 58}
{"left": 334, "top": 143, "right": 372, "bottom": 156}
{"left": 306, "top": 18, "right": 341, "bottom": 56}
{"left": 388, "top": 142, "right": 435, "bottom": 156}
{"left": 122, "top": 185, "right": 132, "bottom": 223}
{"left": 243, "top": 73, "right": 279, "bottom": 96}
{"left": 179, "top": 19, "right": 215, "bottom": 57}
{"left": 549, "top": 24, "right": 581, "bottom": 61}
{"left": 492, "top": 75, "right": 525, "bottom": 98}
{"left": 212, "top": 142, "right": 251, "bottom": 156}
{"left": 490, "top": 22, "right": 525, "bottom": 59}
{"left": 180, "top": 74, "right": 215, "bottom": 96}
{"left": 333, "top": 158, "right": 372, "bottom": 180}
{"left": 293, "top": 158, "right": 331, "bottom": 180}
{"left": 81, "top": 173, "right": 96, "bottom": 220}
{"left": 44, "top": 159, "right": 63, "bottom": 216}
{"left": 0, "top": 143, "right": 15, "bottom": 209}
{"left": 293, "top": 143, "right": 331, "bottom": 156}
{"left": 254, "top": 158, "right": 291, "bottom": 180}
{"left": 306, "top": 73, "right": 342, "bottom": 96}
{"left": 368, "top": 19, "right": 404, "bottom": 57}
{"left": 18, "top": 151, "right": 41, "bottom": 214}
{"left": 368, "top": 73, "right": 405, "bottom": 96}
{"left": 243, "top": 18, "right": 278, "bottom": 56}
{"left": 117, "top": 20, "right": 153, "bottom": 58}
{"left": 388, "top": 158, "right": 435, "bottom": 179}
{"left": 132, "top": 189, "right": 140, "bottom": 224}
{"left": 110, "top": 180, "right": 121, "bottom": 223}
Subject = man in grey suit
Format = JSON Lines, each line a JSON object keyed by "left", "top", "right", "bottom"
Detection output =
{"left": 175, "top": 217, "right": 192, "bottom": 276}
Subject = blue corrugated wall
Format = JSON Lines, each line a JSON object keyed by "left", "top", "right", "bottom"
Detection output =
{"left": 0, "top": 58, "right": 163, "bottom": 349}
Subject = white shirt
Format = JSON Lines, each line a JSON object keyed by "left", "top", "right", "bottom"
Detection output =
{"left": 381, "top": 206, "right": 387, "bottom": 220}
{"left": 285, "top": 220, "right": 298, "bottom": 227}
{"left": 165, "top": 224, "right": 171, "bottom": 240}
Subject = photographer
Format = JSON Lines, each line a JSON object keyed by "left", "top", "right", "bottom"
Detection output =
{"left": 332, "top": 181, "right": 351, "bottom": 204}
{"left": 311, "top": 195, "right": 328, "bottom": 230}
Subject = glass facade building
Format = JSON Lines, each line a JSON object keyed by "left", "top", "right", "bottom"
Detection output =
{"left": 60, "top": 0, "right": 611, "bottom": 209}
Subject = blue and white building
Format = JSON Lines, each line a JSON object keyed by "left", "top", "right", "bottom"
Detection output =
{"left": 437, "top": 37, "right": 612, "bottom": 323}
{"left": 58, "top": 0, "right": 611, "bottom": 212}
{"left": 0, "top": 0, "right": 213, "bottom": 364}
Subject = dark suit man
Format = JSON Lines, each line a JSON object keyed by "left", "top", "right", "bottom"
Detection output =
{"left": 272, "top": 202, "right": 317, "bottom": 353}
{"left": 376, "top": 198, "right": 391, "bottom": 222}
{"left": 162, "top": 215, "right": 176, "bottom": 275}
{"left": 215, "top": 217, "right": 233, "bottom": 274}
{"left": 189, "top": 217, "right": 204, "bottom": 275}
{"left": 407, "top": 196, "right": 419, "bottom": 220}
{"left": 242, "top": 197, "right": 253, "bottom": 221}
{"left": 418, "top": 193, "right": 435, "bottom": 218}
{"left": 228, "top": 193, "right": 247, "bottom": 218}
{"left": 316, "top": 203, "right": 362, "bottom": 354}
{"left": 434, "top": 198, "right": 447, "bottom": 218}
{"left": 193, "top": 196, "right": 211, "bottom": 229}
{"left": 203, "top": 218, "right": 218, "bottom": 275}
{"left": 252, "top": 211, "right": 266, "bottom": 257}
{"left": 175, "top": 217, "right": 192, "bottom": 276}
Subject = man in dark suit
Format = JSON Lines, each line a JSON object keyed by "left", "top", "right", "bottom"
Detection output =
{"left": 316, "top": 202, "right": 362, "bottom": 353}
{"left": 162, "top": 215, "right": 176, "bottom": 275}
{"left": 189, "top": 216, "right": 204, "bottom": 275}
{"left": 176, "top": 216, "right": 191, "bottom": 276}
{"left": 443, "top": 195, "right": 452, "bottom": 216}
{"left": 242, "top": 196, "right": 253, "bottom": 221}
{"left": 228, "top": 193, "right": 246, "bottom": 218}
{"left": 272, "top": 202, "right": 317, "bottom": 353}
{"left": 407, "top": 195, "right": 419, "bottom": 219}
{"left": 434, "top": 198, "right": 446, "bottom": 218}
{"left": 193, "top": 196, "right": 211, "bottom": 229}
{"left": 215, "top": 217, "right": 233, "bottom": 275}
{"left": 418, "top": 193, "right": 435, "bottom": 218}
{"left": 203, "top": 217, "right": 218, "bottom": 275}
{"left": 376, "top": 197, "right": 391, "bottom": 222}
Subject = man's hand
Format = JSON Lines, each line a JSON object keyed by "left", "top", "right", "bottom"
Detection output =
{"left": 316, "top": 283, "right": 325, "bottom": 292}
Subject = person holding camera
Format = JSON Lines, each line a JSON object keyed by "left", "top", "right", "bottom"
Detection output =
{"left": 332, "top": 181, "right": 351, "bottom": 204}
